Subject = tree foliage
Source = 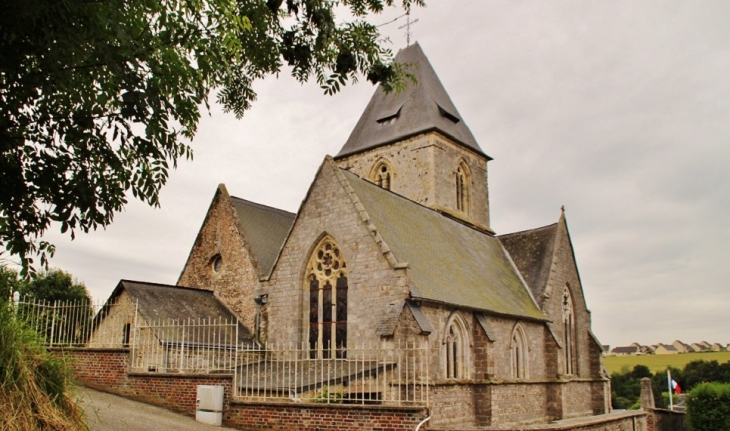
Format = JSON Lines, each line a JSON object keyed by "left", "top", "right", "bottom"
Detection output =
{"left": 686, "top": 382, "right": 730, "bottom": 431}
{"left": 0, "top": 0, "right": 422, "bottom": 275}
{"left": 610, "top": 360, "right": 730, "bottom": 410}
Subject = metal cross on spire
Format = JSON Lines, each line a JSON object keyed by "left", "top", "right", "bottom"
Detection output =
{"left": 397, "top": 10, "right": 419, "bottom": 46}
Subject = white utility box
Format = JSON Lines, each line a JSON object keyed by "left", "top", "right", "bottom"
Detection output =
{"left": 196, "top": 385, "right": 224, "bottom": 426}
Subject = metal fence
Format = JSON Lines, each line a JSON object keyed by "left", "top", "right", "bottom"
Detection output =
{"left": 15, "top": 297, "right": 430, "bottom": 406}
{"left": 14, "top": 297, "right": 128, "bottom": 347}
{"left": 234, "top": 341, "right": 430, "bottom": 406}
{"left": 130, "top": 317, "right": 243, "bottom": 374}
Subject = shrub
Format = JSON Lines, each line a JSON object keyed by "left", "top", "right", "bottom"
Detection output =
{"left": 0, "top": 302, "right": 86, "bottom": 430}
{"left": 686, "top": 382, "right": 730, "bottom": 431}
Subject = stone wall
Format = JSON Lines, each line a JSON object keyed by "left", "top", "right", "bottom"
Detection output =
{"left": 263, "top": 159, "right": 409, "bottom": 347}
{"left": 540, "top": 216, "right": 596, "bottom": 381}
{"left": 336, "top": 131, "right": 491, "bottom": 229}
{"left": 176, "top": 184, "right": 259, "bottom": 335}
{"left": 430, "top": 411, "right": 647, "bottom": 431}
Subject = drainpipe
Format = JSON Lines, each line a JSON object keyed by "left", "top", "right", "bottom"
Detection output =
{"left": 415, "top": 415, "right": 431, "bottom": 431}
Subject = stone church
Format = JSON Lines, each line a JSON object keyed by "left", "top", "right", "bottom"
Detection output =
{"left": 145, "top": 42, "right": 609, "bottom": 428}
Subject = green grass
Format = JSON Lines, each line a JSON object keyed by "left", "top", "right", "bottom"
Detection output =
{"left": 604, "top": 351, "right": 730, "bottom": 374}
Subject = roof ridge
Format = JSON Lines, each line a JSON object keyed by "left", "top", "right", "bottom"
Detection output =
{"left": 121, "top": 279, "right": 212, "bottom": 294}
{"left": 497, "top": 222, "right": 559, "bottom": 238}
{"left": 230, "top": 195, "right": 296, "bottom": 218}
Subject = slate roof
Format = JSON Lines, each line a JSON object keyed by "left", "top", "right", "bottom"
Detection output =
{"left": 498, "top": 223, "right": 558, "bottom": 305}
{"left": 341, "top": 169, "right": 545, "bottom": 321}
{"left": 231, "top": 196, "right": 296, "bottom": 277}
{"left": 108, "top": 280, "right": 251, "bottom": 343}
{"left": 336, "top": 42, "right": 488, "bottom": 159}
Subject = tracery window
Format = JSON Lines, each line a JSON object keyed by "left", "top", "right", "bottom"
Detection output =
{"left": 444, "top": 313, "right": 470, "bottom": 379}
{"left": 371, "top": 160, "right": 392, "bottom": 190}
{"left": 510, "top": 323, "right": 528, "bottom": 379}
{"left": 306, "top": 237, "right": 348, "bottom": 359}
{"left": 456, "top": 161, "right": 470, "bottom": 212}
{"left": 563, "top": 286, "right": 576, "bottom": 375}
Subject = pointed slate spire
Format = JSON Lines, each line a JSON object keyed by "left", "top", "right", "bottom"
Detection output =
{"left": 336, "top": 42, "right": 489, "bottom": 159}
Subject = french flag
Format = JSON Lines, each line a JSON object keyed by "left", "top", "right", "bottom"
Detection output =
{"left": 671, "top": 379, "right": 682, "bottom": 394}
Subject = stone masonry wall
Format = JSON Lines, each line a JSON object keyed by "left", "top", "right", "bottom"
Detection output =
{"left": 263, "top": 159, "right": 409, "bottom": 347}
{"left": 177, "top": 185, "right": 259, "bottom": 335}
{"left": 336, "top": 131, "right": 490, "bottom": 230}
{"left": 491, "top": 383, "right": 548, "bottom": 425}
{"left": 540, "top": 217, "right": 595, "bottom": 381}
{"left": 430, "top": 411, "right": 647, "bottom": 431}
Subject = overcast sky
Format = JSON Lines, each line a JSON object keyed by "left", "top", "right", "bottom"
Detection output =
{"left": 37, "top": 1, "right": 730, "bottom": 349}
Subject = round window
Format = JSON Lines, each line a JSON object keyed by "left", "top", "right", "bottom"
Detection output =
{"left": 212, "top": 254, "right": 223, "bottom": 273}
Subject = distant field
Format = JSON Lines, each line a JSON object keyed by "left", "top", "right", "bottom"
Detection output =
{"left": 604, "top": 351, "right": 730, "bottom": 374}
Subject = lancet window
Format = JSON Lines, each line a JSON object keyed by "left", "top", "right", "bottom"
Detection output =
{"left": 563, "top": 286, "right": 576, "bottom": 375}
{"left": 306, "top": 237, "right": 348, "bottom": 359}
{"left": 371, "top": 160, "right": 392, "bottom": 190}
{"left": 510, "top": 323, "right": 528, "bottom": 379}
{"left": 456, "top": 162, "right": 470, "bottom": 212}
{"left": 444, "top": 313, "right": 470, "bottom": 379}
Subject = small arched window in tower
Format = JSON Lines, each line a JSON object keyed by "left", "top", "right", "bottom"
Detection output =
{"left": 563, "top": 286, "right": 577, "bottom": 375}
{"left": 510, "top": 323, "right": 528, "bottom": 379}
{"left": 455, "top": 162, "right": 470, "bottom": 213}
{"left": 306, "top": 237, "right": 348, "bottom": 359}
{"left": 444, "top": 313, "right": 470, "bottom": 379}
{"left": 371, "top": 160, "right": 393, "bottom": 190}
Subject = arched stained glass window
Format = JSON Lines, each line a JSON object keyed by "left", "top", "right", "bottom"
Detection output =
{"left": 306, "top": 237, "right": 348, "bottom": 359}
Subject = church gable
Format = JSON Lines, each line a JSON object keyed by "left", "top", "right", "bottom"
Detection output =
{"left": 176, "top": 184, "right": 262, "bottom": 332}
{"left": 540, "top": 212, "right": 597, "bottom": 379}
{"left": 261, "top": 157, "right": 410, "bottom": 347}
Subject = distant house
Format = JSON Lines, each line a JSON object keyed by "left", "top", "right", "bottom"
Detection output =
{"left": 690, "top": 343, "right": 708, "bottom": 352}
{"left": 654, "top": 344, "right": 679, "bottom": 355}
{"left": 671, "top": 340, "right": 691, "bottom": 353}
{"left": 711, "top": 343, "right": 725, "bottom": 352}
{"left": 611, "top": 345, "right": 641, "bottom": 356}
{"left": 699, "top": 341, "right": 712, "bottom": 349}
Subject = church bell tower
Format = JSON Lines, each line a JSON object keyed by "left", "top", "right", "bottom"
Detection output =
{"left": 335, "top": 42, "right": 493, "bottom": 232}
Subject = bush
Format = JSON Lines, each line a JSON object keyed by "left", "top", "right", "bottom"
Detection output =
{"left": 686, "top": 382, "right": 730, "bottom": 431}
{"left": 0, "top": 302, "right": 86, "bottom": 430}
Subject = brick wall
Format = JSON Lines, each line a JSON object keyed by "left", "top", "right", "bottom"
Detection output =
{"left": 226, "top": 401, "right": 427, "bottom": 431}
{"left": 57, "top": 348, "right": 232, "bottom": 415}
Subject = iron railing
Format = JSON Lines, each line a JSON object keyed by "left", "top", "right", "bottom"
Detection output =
{"left": 234, "top": 341, "right": 430, "bottom": 406}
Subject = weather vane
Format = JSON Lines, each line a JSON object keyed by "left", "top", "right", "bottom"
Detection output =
{"left": 397, "top": 10, "right": 419, "bottom": 46}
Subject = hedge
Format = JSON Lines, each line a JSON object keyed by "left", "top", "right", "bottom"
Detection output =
{"left": 686, "top": 382, "right": 730, "bottom": 431}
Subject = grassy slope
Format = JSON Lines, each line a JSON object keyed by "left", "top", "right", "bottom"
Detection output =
{"left": 604, "top": 351, "right": 730, "bottom": 374}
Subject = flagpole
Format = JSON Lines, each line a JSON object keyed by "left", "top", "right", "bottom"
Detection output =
{"left": 667, "top": 370, "right": 674, "bottom": 410}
